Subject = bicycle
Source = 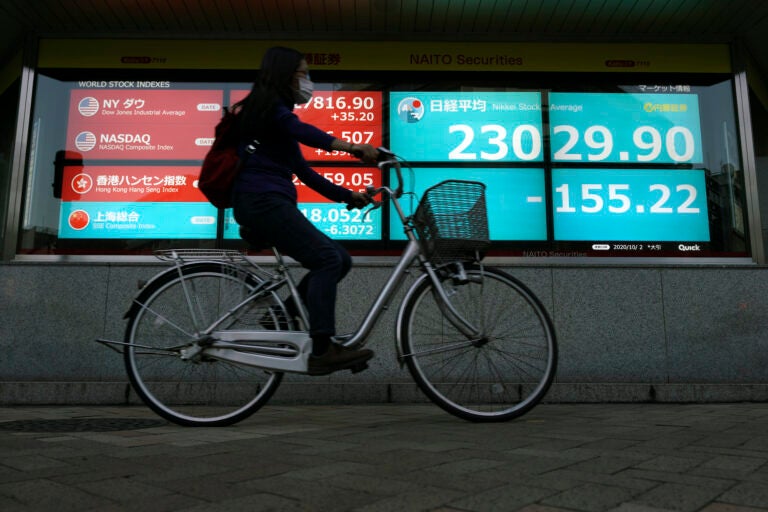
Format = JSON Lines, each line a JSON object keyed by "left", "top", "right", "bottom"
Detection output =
{"left": 97, "top": 149, "right": 558, "bottom": 426}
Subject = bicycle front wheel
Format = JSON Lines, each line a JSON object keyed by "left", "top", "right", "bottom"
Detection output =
{"left": 124, "top": 262, "right": 287, "bottom": 426}
{"left": 399, "top": 265, "right": 557, "bottom": 422}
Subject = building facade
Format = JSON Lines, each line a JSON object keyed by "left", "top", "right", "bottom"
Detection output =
{"left": 1, "top": 1, "right": 768, "bottom": 404}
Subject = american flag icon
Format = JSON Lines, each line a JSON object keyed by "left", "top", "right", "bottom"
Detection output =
{"left": 78, "top": 97, "right": 100, "bottom": 116}
{"left": 75, "top": 131, "right": 96, "bottom": 151}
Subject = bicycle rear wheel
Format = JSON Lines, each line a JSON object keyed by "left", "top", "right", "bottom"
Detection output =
{"left": 399, "top": 265, "right": 557, "bottom": 422}
{"left": 124, "top": 262, "right": 288, "bottom": 426}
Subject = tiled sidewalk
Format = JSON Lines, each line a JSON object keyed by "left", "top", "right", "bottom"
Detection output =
{"left": 2, "top": 403, "right": 768, "bottom": 511}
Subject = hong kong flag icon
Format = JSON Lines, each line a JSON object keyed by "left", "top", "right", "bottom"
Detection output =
{"left": 71, "top": 173, "right": 93, "bottom": 195}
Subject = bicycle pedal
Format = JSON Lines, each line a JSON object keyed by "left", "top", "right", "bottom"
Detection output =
{"left": 349, "top": 362, "right": 369, "bottom": 374}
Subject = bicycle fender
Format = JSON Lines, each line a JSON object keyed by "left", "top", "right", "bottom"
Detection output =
{"left": 123, "top": 260, "right": 243, "bottom": 319}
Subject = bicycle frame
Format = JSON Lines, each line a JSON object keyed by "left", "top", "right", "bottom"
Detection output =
{"left": 101, "top": 154, "right": 484, "bottom": 375}
{"left": 206, "top": 154, "right": 485, "bottom": 372}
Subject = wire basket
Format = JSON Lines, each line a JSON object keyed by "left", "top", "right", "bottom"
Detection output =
{"left": 413, "top": 180, "right": 490, "bottom": 264}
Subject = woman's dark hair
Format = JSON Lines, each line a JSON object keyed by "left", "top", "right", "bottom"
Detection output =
{"left": 236, "top": 46, "right": 305, "bottom": 140}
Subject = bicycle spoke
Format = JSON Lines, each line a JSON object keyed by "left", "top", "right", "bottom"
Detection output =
{"left": 124, "top": 262, "right": 286, "bottom": 426}
{"left": 133, "top": 300, "right": 196, "bottom": 339}
{"left": 401, "top": 338, "right": 477, "bottom": 358}
{"left": 401, "top": 267, "right": 556, "bottom": 421}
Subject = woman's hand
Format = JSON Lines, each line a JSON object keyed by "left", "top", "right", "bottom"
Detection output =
{"left": 349, "top": 143, "right": 379, "bottom": 164}
{"left": 331, "top": 138, "right": 379, "bottom": 163}
{"left": 348, "top": 191, "right": 373, "bottom": 209}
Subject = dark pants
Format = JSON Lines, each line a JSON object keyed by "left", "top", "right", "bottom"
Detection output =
{"left": 232, "top": 191, "right": 351, "bottom": 338}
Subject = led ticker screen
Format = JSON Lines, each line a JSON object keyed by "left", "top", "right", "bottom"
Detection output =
{"left": 227, "top": 88, "right": 383, "bottom": 240}
{"left": 296, "top": 167, "right": 381, "bottom": 239}
{"left": 384, "top": 88, "right": 725, "bottom": 256}
{"left": 294, "top": 91, "right": 383, "bottom": 161}
{"left": 222, "top": 166, "right": 382, "bottom": 241}
{"left": 547, "top": 92, "right": 711, "bottom": 249}
{"left": 40, "top": 73, "right": 742, "bottom": 259}
{"left": 552, "top": 168, "right": 710, "bottom": 242}
{"left": 67, "top": 89, "right": 222, "bottom": 160}
{"left": 59, "top": 165, "right": 215, "bottom": 238}
{"left": 289, "top": 90, "right": 382, "bottom": 240}
{"left": 389, "top": 92, "right": 543, "bottom": 162}
{"left": 389, "top": 168, "right": 547, "bottom": 241}
{"left": 549, "top": 93, "right": 703, "bottom": 164}
{"left": 59, "top": 85, "right": 383, "bottom": 241}
{"left": 230, "top": 90, "right": 383, "bottom": 163}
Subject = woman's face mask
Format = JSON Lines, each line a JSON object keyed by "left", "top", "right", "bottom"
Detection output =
{"left": 294, "top": 76, "right": 314, "bottom": 104}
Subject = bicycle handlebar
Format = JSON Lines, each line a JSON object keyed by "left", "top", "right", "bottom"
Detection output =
{"left": 375, "top": 147, "right": 403, "bottom": 198}
{"left": 346, "top": 147, "right": 404, "bottom": 215}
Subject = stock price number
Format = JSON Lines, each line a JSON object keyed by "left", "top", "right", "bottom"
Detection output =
{"left": 552, "top": 124, "right": 698, "bottom": 163}
{"left": 555, "top": 182, "right": 700, "bottom": 215}
{"left": 300, "top": 203, "right": 379, "bottom": 240}
{"left": 322, "top": 171, "right": 375, "bottom": 190}
{"left": 552, "top": 169, "right": 710, "bottom": 242}
{"left": 313, "top": 130, "right": 378, "bottom": 158}
{"left": 293, "top": 168, "right": 380, "bottom": 198}
{"left": 299, "top": 97, "right": 378, "bottom": 122}
{"left": 448, "top": 123, "right": 543, "bottom": 161}
{"left": 297, "top": 95, "right": 378, "bottom": 111}
{"left": 548, "top": 92, "right": 703, "bottom": 164}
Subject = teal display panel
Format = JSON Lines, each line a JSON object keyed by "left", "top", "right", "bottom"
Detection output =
{"left": 549, "top": 92, "right": 703, "bottom": 164}
{"left": 222, "top": 203, "right": 381, "bottom": 241}
{"left": 389, "top": 168, "right": 547, "bottom": 241}
{"left": 390, "top": 92, "right": 543, "bottom": 162}
{"left": 552, "top": 168, "right": 710, "bottom": 242}
{"left": 60, "top": 201, "right": 217, "bottom": 238}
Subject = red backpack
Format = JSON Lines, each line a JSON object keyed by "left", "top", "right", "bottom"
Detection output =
{"left": 198, "top": 106, "right": 244, "bottom": 209}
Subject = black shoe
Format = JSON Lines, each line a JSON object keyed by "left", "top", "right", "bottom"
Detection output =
{"left": 307, "top": 344, "right": 374, "bottom": 376}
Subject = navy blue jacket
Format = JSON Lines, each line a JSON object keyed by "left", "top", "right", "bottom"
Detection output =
{"left": 234, "top": 99, "right": 353, "bottom": 204}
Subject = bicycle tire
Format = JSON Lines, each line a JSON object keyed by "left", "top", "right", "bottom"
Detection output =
{"left": 399, "top": 265, "right": 557, "bottom": 422}
{"left": 124, "top": 261, "right": 287, "bottom": 426}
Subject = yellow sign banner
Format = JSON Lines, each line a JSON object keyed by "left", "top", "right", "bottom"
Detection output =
{"left": 38, "top": 39, "right": 731, "bottom": 73}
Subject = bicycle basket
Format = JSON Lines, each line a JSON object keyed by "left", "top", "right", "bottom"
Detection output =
{"left": 413, "top": 180, "right": 490, "bottom": 264}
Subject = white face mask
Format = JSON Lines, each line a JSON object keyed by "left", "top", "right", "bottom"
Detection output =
{"left": 294, "top": 76, "right": 314, "bottom": 104}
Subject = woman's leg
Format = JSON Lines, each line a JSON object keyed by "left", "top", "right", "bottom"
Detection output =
{"left": 233, "top": 192, "right": 351, "bottom": 346}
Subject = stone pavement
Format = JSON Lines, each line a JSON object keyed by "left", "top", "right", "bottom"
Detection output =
{"left": 2, "top": 403, "right": 768, "bottom": 511}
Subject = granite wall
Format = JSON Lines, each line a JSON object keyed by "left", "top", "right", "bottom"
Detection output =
{"left": 2, "top": 260, "right": 768, "bottom": 405}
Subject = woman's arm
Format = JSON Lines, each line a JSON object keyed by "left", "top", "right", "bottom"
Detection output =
{"left": 278, "top": 106, "right": 378, "bottom": 162}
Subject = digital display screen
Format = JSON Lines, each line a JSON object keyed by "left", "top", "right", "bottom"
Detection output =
{"left": 549, "top": 92, "right": 703, "bottom": 164}
{"left": 296, "top": 167, "right": 381, "bottom": 239}
{"left": 384, "top": 89, "right": 720, "bottom": 256}
{"left": 389, "top": 92, "right": 543, "bottom": 162}
{"left": 46, "top": 77, "right": 739, "bottom": 259}
{"left": 59, "top": 85, "right": 383, "bottom": 241}
{"left": 66, "top": 89, "right": 222, "bottom": 160}
{"left": 552, "top": 168, "right": 710, "bottom": 242}
{"left": 58, "top": 164, "right": 216, "bottom": 238}
{"left": 230, "top": 90, "right": 383, "bottom": 162}
{"left": 294, "top": 91, "right": 383, "bottom": 161}
{"left": 226, "top": 89, "right": 382, "bottom": 240}
{"left": 389, "top": 168, "right": 547, "bottom": 241}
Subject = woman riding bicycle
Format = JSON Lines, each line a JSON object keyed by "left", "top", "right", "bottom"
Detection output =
{"left": 231, "top": 46, "right": 378, "bottom": 375}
